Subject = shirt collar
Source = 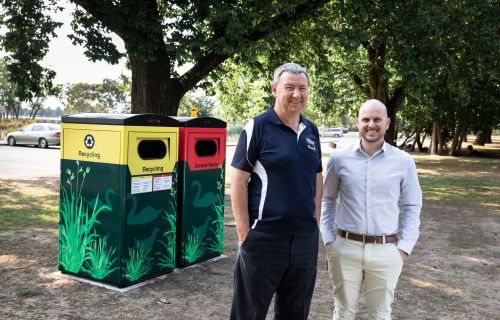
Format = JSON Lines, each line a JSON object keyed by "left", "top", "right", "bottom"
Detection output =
{"left": 266, "top": 106, "right": 305, "bottom": 127}
{"left": 355, "top": 139, "right": 388, "bottom": 157}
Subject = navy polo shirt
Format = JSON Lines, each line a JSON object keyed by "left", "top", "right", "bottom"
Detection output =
{"left": 231, "top": 107, "right": 323, "bottom": 235}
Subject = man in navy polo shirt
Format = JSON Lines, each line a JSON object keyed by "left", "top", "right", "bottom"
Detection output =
{"left": 230, "top": 63, "right": 323, "bottom": 320}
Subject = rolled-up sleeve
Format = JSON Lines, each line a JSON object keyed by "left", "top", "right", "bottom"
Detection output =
{"left": 320, "top": 155, "right": 340, "bottom": 244}
{"left": 398, "top": 157, "right": 422, "bottom": 254}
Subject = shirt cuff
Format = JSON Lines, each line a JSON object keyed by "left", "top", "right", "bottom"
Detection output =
{"left": 396, "top": 239, "right": 415, "bottom": 255}
{"left": 321, "top": 231, "right": 335, "bottom": 245}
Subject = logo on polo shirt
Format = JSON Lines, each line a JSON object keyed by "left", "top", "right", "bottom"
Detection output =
{"left": 306, "top": 137, "right": 316, "bottom": 151}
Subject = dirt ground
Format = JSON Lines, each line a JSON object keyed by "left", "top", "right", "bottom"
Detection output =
{"left": 1, "top": 177, "right": 499, "bottom": 320}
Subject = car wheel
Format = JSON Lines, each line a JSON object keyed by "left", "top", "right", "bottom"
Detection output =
{"left": 334, "top": 134, "right": 339, "bottom": 138}
{"left": 7, "top": 136, "right": 16, "bottom": 146}
{"left": 39, "top": 138, "right": 48, "bottom": 148}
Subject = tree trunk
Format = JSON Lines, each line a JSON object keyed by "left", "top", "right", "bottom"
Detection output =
{"left": 451, "top": 120, "right": 464, "bottom": 156}
{"left": 416, "top": 128, "right": 425, "bottom": 152}
{"left": 421, "top": 132, "right": 427, "bottom": 152}
{"left": 366, "top": 41, "right": 404, "bottom": 145}
{"left": 438, "top": 124, "right": 444, "bottom": 154}
{"left": 412, "top": 127, "right": 421, "bottom": 152}
{"left": 485, "top": 128, "right": 493, "bottom": 144}
{"left": 431, "top": 120, "right": 440, "bottom": 155}
{"left": 474, "top": 128, "right": 493, "bottom": 146}
{"left": 129, "top": 52, "right": 183, "bottom": 116}
{"left": 457, "top": 124, "right": 466, "bottom": 153}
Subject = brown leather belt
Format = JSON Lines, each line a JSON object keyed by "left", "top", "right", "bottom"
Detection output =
{"left": 338, "top": 230, "right": 398, "bottom": 244}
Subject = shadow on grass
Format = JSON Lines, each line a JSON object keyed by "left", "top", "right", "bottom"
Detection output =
{"left": 0, "top": 177, "right": 60, "bottom": 232}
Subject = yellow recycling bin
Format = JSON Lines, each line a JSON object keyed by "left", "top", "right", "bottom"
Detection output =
{"left": 58, "top": 113, "right": 179, "bottom": 288}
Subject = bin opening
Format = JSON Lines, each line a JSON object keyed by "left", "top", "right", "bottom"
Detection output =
{"left": 195, "top": 139, "right": 218, "bottom": 157}
{"left": 138, "top": 140, "right": 167, "bottom": 159}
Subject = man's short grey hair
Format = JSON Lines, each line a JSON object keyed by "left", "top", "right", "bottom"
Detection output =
{"left": 272, "top": 63, "right": 310, "bottom": 86}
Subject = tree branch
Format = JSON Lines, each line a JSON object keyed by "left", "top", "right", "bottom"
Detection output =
{"left": 181, "top": 0, "right": 330, "bottom": 92}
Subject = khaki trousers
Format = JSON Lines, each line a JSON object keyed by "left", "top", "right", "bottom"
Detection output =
{"left": 327, "top": 236, "right": 404, "bottom": 320}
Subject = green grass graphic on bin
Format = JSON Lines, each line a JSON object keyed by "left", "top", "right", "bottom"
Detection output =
{"left": 183, "top": 223, "right": 207, "bottom": 263}
{"left": 207, "top": 165, "right": 225, "bottom": 253}
{"left": 157, "top": 212, "right": 176, "bottom": 268}
{"left": 157, "top": 165, "right": 177, "bottom": 269}
{"left": 123, "top": 240, "right": 153, "bottom": 282}
{"left": 59, "top": 161, "right": 113, "bottom": 274}
{"left": 83, "top": 233, "right": 118, "bottom": 279}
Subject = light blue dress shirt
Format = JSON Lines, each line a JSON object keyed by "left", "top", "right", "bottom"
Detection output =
{"left": 320, "top": 140, "right": 422, "bottom": 254}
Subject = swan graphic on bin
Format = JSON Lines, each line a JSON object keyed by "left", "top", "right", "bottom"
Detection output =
{"left": 59, "top": 113, "right": 179, "bottom": 288}
{"left": 174, "top": 117, "right": 226, "bottom": 267}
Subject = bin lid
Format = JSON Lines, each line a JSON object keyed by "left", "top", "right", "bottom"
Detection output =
{"left": 173, "top": 117, "right": 226, "bottom": 128}
{"left": 62, "top": 113, "right": 179, "bottom": 126}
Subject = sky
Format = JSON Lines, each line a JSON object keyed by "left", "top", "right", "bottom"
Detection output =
{"left": 41, "top": 3, "right": 129, "bottom": 108}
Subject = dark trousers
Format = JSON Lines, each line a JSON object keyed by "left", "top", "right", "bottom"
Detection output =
{"left": 230, "top": 228, "right": 319, "bottom": 320}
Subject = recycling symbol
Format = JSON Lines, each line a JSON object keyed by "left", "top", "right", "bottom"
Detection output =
{"left": 84, "top": 134, "right": 95, "bottom": 149}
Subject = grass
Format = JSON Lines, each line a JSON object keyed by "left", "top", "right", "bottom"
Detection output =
{"left": 1, "top": 145, "right": 498, "bottom": 233}
{"left": 0, "top": 178, "right": 59, "bottom": 231}
{"left": 16, "top": 289, "right": 40, "bottom": 299}
{"left": 414, "top": 155, "right": 500, "bottom": 209}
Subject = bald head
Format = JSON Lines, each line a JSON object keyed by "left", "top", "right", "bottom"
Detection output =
{"left": 356, "top": 99, "right": 391, "bottom": 149}
{"left": 358, "top": 99, "right": 388, "bottom": 118}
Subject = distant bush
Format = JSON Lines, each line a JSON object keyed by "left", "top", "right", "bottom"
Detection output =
{"left": 0, "top": 119, "right": 33, "bottom": 133}
{"left": 227, "top": 123, "right": 244, "bottom": 142}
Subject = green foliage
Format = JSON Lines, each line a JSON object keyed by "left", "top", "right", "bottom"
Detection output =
{"left": 0, "top": 0, "right": 62, "bottom": 102}
{"left": 0, "top": 58, "right": 22, "bottom": 117}
{"left": 207, "top": 165, "right": 225, "bottom": 254}
{"left": 123, "top": 240, "right": 153, "bottom": 282}
{"left": 2, "top": 0, "right": 330, "bottom": 115}
{"left": 157, "top": 211, "right": 176, "bottom": 269}
{"left": 58, "top": 162, "right": 111, "bottom": 273}
{"left": 69, "top": 7, "right": 124, "bottom": 64}
{"left": 214, "top": 62, "right": 270, "bottom": 122}
{"left": 182, "top": 225, "right": 206, "bottom": 264}
{"left": 157, "top": 165, "right": 177, "bottom": 269}
{"left": 83, "top": 234, "right": 118, "bottom": 280}
{"left": 61, "top": 78, "right": 130, "bottom": 114}
{"left": 178, "top": 91, "right": 216, "bottom": 117}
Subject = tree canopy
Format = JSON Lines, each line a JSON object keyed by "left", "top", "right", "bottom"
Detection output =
{"left": 1, "top": 0, "right": 330, "bottom": 115}
{"left": 1, "top": 0, "right": 498, "bottom": 154}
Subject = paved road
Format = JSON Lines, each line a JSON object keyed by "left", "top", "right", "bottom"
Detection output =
{"left": 0, "top": 132, "right": 358, "bottom": 179}
{"left": 0, "top": 143, "right": 60, "bottom": 178}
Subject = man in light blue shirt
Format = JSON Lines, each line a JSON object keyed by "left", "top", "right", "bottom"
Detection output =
{"left": 320, "top": 99, "right": 422, "bottom": 320}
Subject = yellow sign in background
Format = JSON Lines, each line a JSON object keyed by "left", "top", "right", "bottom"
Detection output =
{"left": 189, "top": 105, "right": 199, "bottom": 117}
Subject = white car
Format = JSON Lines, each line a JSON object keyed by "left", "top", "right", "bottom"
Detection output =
{"left": 321, "top": 128, "right": 344, "bottom": 138}
{"left": 7, "top": 123, "right": 61, "bottom": 148}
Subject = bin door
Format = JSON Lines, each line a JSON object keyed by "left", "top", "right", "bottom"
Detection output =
{"left": 61, "top": 124, "right": 124, "bottom": 164}
{"left": 124, "top": 130, "right": 179, "bottom": 277}
{"left": 182, "top": 131, "right": 226, "bottom": 171}
{"left": 127, "top": 131, "right": 178, "bottom": 176}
